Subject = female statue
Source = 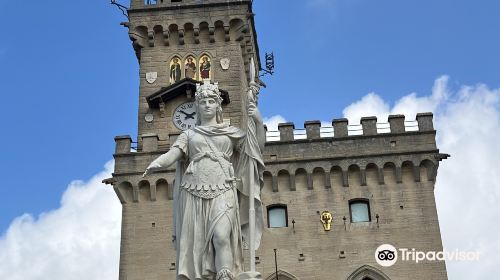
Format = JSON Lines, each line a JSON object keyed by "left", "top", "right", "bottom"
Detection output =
{"left": 143, "top": 80, "right": 265, "bottom": 280}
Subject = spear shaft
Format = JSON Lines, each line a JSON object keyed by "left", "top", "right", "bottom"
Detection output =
{"left": 248, "top": 57, "right": 257, "bottom": 273}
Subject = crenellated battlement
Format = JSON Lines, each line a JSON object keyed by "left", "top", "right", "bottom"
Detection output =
{"left": 114, "top": 113, "right": 435, "bottom": 155}
{"left": 111, "top": 112, "right": 442, "bottom": 199}
{"left": 267, "top": 113, "right": 434, "bottom": 142}
{"left": 115, "top": 113, "right": 435, "bottom": 155}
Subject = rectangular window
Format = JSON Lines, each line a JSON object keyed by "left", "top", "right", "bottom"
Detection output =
{"left": 349, "top": 200, "right": 371, "bottom": 223}
{"left": 268, "top": 205, "right": 288, "bottom": 228}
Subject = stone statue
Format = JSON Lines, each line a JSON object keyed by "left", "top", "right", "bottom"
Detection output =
{"left": 143, "top": 79, "right": 266, "bottom": 280}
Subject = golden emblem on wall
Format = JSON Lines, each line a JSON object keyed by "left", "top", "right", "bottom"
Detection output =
{"left": 320, "top": 211, "right": 333, "bottom": 231}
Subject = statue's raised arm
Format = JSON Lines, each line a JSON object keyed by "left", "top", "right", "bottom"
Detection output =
{"left": 247, "top": 81, "right": 266, "bottom": 152}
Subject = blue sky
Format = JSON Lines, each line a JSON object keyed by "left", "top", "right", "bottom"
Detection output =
{"left": 1, "top": 1, "right": 500, "bottom": 278}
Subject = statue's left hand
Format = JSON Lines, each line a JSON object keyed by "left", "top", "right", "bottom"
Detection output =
{"left": 248, "top": 103, "right": 263, "bottom": 123}
{"left": 248, "top": 81, "right": 260, "bottom": 103}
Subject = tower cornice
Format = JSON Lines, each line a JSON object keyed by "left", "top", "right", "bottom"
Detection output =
{"left": 128, "top": 0, "right": 252, "bottom": 13}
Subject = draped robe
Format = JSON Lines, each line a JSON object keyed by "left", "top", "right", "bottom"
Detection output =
{"left": 171, "top": 123, "right": 264, "bottom": 279}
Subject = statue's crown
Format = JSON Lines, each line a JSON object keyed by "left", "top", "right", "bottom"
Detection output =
{"left": 195, "top": 79, "right": 222, "bottom": 102}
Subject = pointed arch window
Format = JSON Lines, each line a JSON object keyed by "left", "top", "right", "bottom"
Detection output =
{"left": 199, "top": 54, "right": 212, "bottom": 80}
{"left": 169, "top": 56, "right": 182, "bottom": 84}
{"left": 347, "top": 264, "right": 391, "bottom": 280}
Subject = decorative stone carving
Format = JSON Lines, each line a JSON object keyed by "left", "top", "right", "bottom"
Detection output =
{"left": 220, "top": 58, "right": 230, "bottom": 70}
{"left": 145, "top": 72, "right": 157, "bottom": 84}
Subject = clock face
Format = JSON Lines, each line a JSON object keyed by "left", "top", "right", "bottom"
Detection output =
{"left": 173, "top": 102, "right": 196, "bottom": 130}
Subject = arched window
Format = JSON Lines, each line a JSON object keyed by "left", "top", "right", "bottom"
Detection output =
{"left": 169, "top": 56, "right": 182, "bottom": 83}
{"left": 349, "top": 199, "right": 371, "bottom": 223}
{"left": 265, "top": 270, "right": 298, "bottom": 280}
{"left": 347, "top": 265, "right": 391, "bottom": 280}
{"left": 199, "top": 54, "right": 212, "bottom": 80}
{"left": 267, "top": 204, "right": 288, "bottom": 228}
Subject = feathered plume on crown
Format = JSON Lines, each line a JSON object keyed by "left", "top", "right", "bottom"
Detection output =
{"left": 195, "top": 79, "right": 223, "bottom": 103}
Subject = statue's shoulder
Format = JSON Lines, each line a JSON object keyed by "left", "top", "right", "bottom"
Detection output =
{"left": 176, "top": 129, "right": 193, "bottom": 141}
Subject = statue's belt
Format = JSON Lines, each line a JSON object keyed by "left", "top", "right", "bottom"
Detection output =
{"left": 190, "top": 151, "right": 229, "bottom": 162}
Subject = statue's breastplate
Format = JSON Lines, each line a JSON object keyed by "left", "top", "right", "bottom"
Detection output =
{"left": 181, "top": 133, "right": 236, "bottom": 199}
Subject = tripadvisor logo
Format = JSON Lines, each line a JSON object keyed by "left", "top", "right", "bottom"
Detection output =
{"left": 375, "top": 244, "right": 480, "bottom": 267}
{"left": 375, "top": 244, "right": 398, "bottom": 267}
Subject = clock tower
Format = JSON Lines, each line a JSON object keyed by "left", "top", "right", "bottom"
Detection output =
{"left": 127, "top": 0, "right": 260, "bottom": 150}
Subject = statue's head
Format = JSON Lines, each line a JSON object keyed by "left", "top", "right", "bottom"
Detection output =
{"left": 195, "top": 79, "right": 223, "bottom": 125}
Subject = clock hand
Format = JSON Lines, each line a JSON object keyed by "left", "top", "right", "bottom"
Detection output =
{"left": 178, "top": 110, "right": 189, "bottom": 116}
{"left": 185, "top": 112, "right": 196, "bottom": 119}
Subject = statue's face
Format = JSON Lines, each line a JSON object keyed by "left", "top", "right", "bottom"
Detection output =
{"left": 197, "top": 96, "right": 218, "bottom": 120}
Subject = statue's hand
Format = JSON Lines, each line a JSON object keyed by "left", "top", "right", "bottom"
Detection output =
{"left": 248, "top": 81, "right": 260, "bottom": 103}
{"left": 248, "top": 103, "right": 263, "bottom": 123}
{"left": 143, "top": 161, "right": 162, "bottom": 177}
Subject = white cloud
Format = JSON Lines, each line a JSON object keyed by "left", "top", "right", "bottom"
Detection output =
{"left": 343, "top": 76, "right": 500, "bottom": 279}
{"left": 263, "top": 115, "right": 287, "bottom": 141}
{"left": 343, "top": 76, "right": 451, "bottom": 124}
{"left": 263, "top": 114, "right": 287, "bottom": 131}
{"left": 342, "top": 92, "right": 391, "bottom": 123}
{"left": 391, "top": 75, "right": 450, "bottom": 119}
{"left": 0, "top": 161, "right": 121, "bottom": 280}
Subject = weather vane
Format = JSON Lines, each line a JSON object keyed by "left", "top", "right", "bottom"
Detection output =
{"left": 260, "top": 52, "right": 275, "bottom": 77}
{"left": 110, "top": 0, "right": 129, "bottom": 19}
